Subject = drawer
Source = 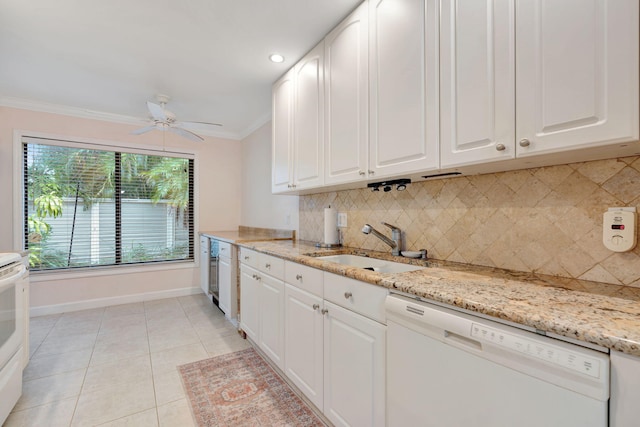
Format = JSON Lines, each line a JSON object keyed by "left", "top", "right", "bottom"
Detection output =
{"left": 323, "top": 272, "right": 388, "bottom": 324}
{"left": 239, "top": 248, "right": 259, "bottom": 269}
{"left": 285, "top": 261, "right": 323, "bottom": 297}
{"left": 258, "top": 253, "right": 285, "bottom": 279}
{"left": 218, "top": 241, "right": 233, "bottom": 258}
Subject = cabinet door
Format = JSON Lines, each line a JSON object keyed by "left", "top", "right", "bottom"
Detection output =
{"left": 294, "top": 42, "right": 324, "bottom": 189}
{"left": 440, "top": 0, "right": 515, "bottom": 168}
{"left": 199, "top": 236, "right": 210, "bottom": 297}
{"left": 516, "top": 0, "right": 639, "bottom": 156}
{"left": 218, "top": 255, "right": 231, "bottom": 316}
{"left": 369, "top": 0, "right": 439, "bottom": 178}
{"left": 324, "top": 2, "right": 369, "bottom": 185}
{"left": 239, "top": 265, "right": 260, "bottom": 342}
{"left": 323, "top": 301, "right": 385, "bottom": 427}
{"left": 284, "top": 284, "right": 324, "bottom": 410}
{"left": 272, "top": 69, "right": 295, "bottom": 193}
{"left": 259, "top": 274, "right": 285, "bottom": 370}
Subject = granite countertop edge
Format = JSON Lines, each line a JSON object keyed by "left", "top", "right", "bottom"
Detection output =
{"left": 237, "top": 240, "right": 640, "bottom": 357}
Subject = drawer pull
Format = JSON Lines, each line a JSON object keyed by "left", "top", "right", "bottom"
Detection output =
{"left": 265, "top": 263, "right": 271, "bottom": 269}
{"left": 344, "top": 292, "right": 352, "bottom": 299}
{"left": 296, "top": 274, "right": 303, "bottom": 280}
{"left": 321, "top": 308, "right": 329, "bottom": 315}
{"left": 312, "top": 304, "right": 320, "bottom": 310}
{"left": 244, "top": 256, "right": 250, "bottom": 260}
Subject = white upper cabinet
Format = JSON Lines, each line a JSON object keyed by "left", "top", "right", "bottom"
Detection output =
{"left": 294, "top": 42, "right": 325, "bottom": 190}
{"left": 440, "top": 0, "right": 516, "bottom": 168}
{"left": 272, "top": 69, "right": 295, "bottom": 193}
{"left": 516, "top": 0, "right": 639, "bottom": 156}
{"left": 324, "top": 2, "right": 369, "bottom": 185}
{"left": 369, "top": 0, "right": 439, "bottom": 178}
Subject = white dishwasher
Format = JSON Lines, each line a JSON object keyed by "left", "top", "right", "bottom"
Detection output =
{"left": 386, "top": 294, "right": 609, "bottom": 427}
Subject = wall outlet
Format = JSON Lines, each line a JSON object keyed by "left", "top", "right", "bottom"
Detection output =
{"left": 337, "top": 212, "right": 348, "bottom": 228}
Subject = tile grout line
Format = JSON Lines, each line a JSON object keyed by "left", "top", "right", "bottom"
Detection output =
{"left": 68, "top": 307, "right": 107, "bottom": 427}
{"left": 144, "top": 299, "right": 162, "bottom": 427}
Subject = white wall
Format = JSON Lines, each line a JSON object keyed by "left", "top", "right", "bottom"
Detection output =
{"left": 240, "top": 121, "right": 299, "bottom": 231}
{"left": 0, "top": 106, "right": 242, "bottom": 313}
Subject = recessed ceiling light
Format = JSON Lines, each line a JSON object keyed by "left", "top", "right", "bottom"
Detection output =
{"left": 269, "top": 53, "right": 285, "bottom": 63}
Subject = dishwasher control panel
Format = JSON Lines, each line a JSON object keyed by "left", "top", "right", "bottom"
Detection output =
{"left": 471, "top": 323, "right": 601, "bottom": 378}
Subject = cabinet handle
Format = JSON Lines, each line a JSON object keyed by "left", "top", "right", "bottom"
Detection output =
{"left": 358, "top": 170, "right": 365, "bottom": 176}
{"left": 252, "top": 274, "right": 257, "bottom": 279}
{"left": 368, "top": 170, "right": 375, "bottom": 175}
{"left": 312, "top": 304, "right": 320, "bottom": 310}
{"left": 344, "top": 292, "right": 352, "bottom": 299}
{"left": 252, "top": 274, "right": 261, "bottom": 281}
{"left": 495, "top": 143, "right": 506, "bottom": 151}
{"left": 519, "top": 138, "right": 531, "bottom": 147}
{"left": 296, "top": 274, "right": 302, "bottom": 280}
{"left": 265, "top": 263, "right": 271, "bottom": 269}
{"left": 244, "top": 256, "right": 250, "bottom": 260}
{"left": 321, "top": 308, "right": 329, "bottom": 315}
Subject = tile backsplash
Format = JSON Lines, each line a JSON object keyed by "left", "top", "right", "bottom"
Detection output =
{"left": 300, "top": 157, "right": 640, "bottom": 287}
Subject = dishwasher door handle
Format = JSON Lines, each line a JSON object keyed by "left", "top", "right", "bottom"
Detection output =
{"left": 444, "top": 330, "right": 482, "bottom": 352}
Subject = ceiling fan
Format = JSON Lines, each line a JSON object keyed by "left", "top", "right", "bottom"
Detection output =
{"left": 131, "top": 94, "right": 222, "bottom": 142}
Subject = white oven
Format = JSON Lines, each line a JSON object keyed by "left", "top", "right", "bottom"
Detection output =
{"left": 0, "top": 253, "right": 26, "bottom": 425}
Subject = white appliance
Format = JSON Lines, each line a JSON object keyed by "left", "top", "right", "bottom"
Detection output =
{"left": 386, "top": 293, "right": 609, "bottom": 427}
{"left": 0, "top": 253, "right": 27, "bottom": 425}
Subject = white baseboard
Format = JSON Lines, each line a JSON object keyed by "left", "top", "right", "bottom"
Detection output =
{"left": 30, "top": 287, "right": 203, "bottom": 317}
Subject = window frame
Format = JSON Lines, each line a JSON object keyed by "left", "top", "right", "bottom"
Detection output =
{"left": 13, "top": 130, "right": 200, "bottom": 275}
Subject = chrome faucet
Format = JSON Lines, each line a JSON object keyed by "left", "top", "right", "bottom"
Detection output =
{"left": 362, "top": 222, "right": 403, "bottom": 256}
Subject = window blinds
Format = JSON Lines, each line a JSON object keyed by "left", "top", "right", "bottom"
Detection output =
{"left": 22, "top": 137, "right": 194, "bottom": 271}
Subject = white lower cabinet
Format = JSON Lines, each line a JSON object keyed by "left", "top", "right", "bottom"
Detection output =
{"left": 323, "top": 301, "right": 386, "bottom": 427}
{"left": 199, "top": 236, "right": 210, "bottom": 297}
{"left": 242, "top": 255, "right": 387, "bottom": 425}
{"left": 259, "top": 274, "right": 285, "bottom": 370}
{"left": 240, "top": 251, "right": 286, "bottom": 370}
{"left": 283, "top": 264, "right": 386, "bottom": 426}
{"left": 218, "top": 256, "right": 235, "bottom": 319}
{"left": 239, "top": 265, "right": 260, "bottom": 342}
{"left": 284, "top": 284, "right": 324, "bottom": 409}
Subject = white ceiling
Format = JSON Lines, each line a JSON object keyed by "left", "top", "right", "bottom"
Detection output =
{"left": 0, "top": 0, "right": 362, "bottom": 140}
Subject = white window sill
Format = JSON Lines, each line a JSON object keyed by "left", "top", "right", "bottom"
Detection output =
{"left": 29, "top": 260, "right": 196, "bottom": 283}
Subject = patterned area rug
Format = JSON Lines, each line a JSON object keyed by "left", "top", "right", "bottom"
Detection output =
{"left": 179, "top": 348, "right": 326, "bottom": 427}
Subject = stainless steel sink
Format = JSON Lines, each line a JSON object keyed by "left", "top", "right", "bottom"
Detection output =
{"left": 315, "top": 254, "right": 425, "bottom": 273}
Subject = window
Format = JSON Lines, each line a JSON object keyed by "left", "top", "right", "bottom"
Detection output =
{"left": 22, "top": 137, "right": 194, "bottom": 271}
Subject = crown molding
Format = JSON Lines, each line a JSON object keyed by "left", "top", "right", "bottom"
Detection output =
{"left": 238, "top": 111, "right": 272, "bottom": 140}
{"left": 0, "top": 96, "right": 245, "bottom": 141}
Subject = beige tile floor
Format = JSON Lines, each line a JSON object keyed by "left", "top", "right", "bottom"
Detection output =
{"left": 4, "top": 294, "right": 250, "bottom": 427}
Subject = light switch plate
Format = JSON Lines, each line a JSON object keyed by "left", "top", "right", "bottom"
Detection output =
{"left": 603, "top": 207, "right": 637, "bottom": 252}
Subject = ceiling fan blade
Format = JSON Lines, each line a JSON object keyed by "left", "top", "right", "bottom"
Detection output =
{"left": 168, "top": 126, "right": 204, "bottom": 142}
{"left": 146, "top": 101, "right": 167, "bottom": 121}
{"left": 179, "top": 120, "right": 223, "bottom": 127}
{"left": 130, "top": 125, "right": 157, "bottom": 135}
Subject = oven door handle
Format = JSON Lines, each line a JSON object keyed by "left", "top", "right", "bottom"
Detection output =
{"left": 0, "top": 265, "right": 26, "bottom": 292}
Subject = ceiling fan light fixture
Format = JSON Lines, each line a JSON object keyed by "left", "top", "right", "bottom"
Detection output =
{"left": 269, "top": 53, "right": 285, "bottom": 63}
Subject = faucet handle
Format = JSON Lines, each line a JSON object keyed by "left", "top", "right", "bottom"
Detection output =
{"left": 381, "top": 222, "right": 401, "bottom": 232}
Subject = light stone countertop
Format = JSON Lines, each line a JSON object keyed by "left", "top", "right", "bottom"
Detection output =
{"left": 237, "top": 239, "right": 640, "bottom": 357}
{"left": 200, "top": 226, "right": 295, "bottom": 244}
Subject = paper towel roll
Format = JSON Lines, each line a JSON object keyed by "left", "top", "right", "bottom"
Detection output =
{"left": 324, "top": 206, "right": 339, "bottom": 245}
